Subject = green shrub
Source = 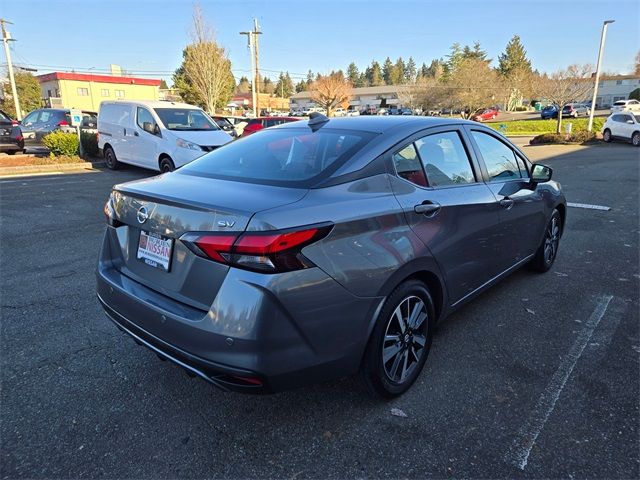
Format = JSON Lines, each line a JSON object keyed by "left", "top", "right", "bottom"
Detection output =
{"left": 42, "top": 131, "right": 79, "bottom": 156}
{"left": 629, "top": 88, "right": 640, "bottom": 101}
{"left": 530, "top": 131, "right": 598, "bottom": 145}
{"left": 80, "top": 131, "right": 99, "bottom": 157}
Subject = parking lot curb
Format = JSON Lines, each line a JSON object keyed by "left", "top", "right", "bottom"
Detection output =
{"left": 0, "top": 161, "right": 105, "bottom": 177}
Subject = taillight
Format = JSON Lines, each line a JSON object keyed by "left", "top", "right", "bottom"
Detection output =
{"left": 58, "top": 120, "right": 69, "bottom": 126}
{"left": 182, "top": 223, "right": 333, "bottom": 273}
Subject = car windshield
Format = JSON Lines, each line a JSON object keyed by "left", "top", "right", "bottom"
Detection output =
{"left": 179, "top": 128, "right": 375, "bottom": 186}
{"left": 153, "top": 108, "right": 220, "bottom": 131}
{"left": 613, "top": 101, "right": 625, "bottom": 106}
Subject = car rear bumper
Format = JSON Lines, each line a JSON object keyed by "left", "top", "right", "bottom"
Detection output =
{"left": 96, "top": 231, "right": 381, "bottom": 393}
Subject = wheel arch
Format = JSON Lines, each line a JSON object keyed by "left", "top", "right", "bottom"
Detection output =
{"left": 158, "top": 153, "right": 172, "bottom": 169}
{"left": 556, "top": 203, "right": 566, "bottom": 237}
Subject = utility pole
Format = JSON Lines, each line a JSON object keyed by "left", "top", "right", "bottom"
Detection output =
{"left": 253, "top": 18, "right": 262, "bottom": 115}
{"left": 1, "top": 18, "right": 22, "bottom": 120}
{"left": 587, "top": 19, "right": 615, "bottom": 132}
{"left": 239, "top": 30, "right": 257, "bottom": 117}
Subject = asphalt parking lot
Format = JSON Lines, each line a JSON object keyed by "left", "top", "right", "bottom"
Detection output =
{"left": 1, "top": 142, "right": 638, "bottom": 479}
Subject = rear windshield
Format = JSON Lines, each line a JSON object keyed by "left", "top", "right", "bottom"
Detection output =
{"left": 179, "top": 128, "right": 375, "bottom": 186}
{"left": 613, "top": 101, "right": 625, "bottom": 106}
{"left": 154, "top": 108, "right": 220, "bottom": 131}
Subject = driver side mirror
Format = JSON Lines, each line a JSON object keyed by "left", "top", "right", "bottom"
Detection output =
{"left": 142, "top": 122, "right": 155, "bottom": 134}
{"left": 531, "top": 164, "right": 552, "bottom": 183}
{"left": 627, "top": 119, "right": 634, "bottom": 125}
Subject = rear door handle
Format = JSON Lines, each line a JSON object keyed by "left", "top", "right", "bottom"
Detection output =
{"left": 500, "top": 197, "right": 515, "bottom": 209}
{"left": 414, "top": 201, "right": 441, "bottom": 216}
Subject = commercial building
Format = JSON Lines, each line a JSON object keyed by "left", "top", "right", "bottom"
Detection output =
{"left": 37, "top": 71, "right": 161, "bottom": 111}
{"left": 595, "top": 75, "right": 640, "bottom": 107}
{"left": 290, "top": 85, "right": 412, "bottom": 112}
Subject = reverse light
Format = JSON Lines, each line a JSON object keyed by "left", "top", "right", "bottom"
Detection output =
{"left": 182, "top": 224, "right": 333, "bottom": 273}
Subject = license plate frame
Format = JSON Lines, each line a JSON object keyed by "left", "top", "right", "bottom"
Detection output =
{"left": 136, "top": 230, "right": 173, "bottom": 272}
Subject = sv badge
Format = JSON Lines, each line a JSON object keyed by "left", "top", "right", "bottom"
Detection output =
{"left": 217, "top": 220, "right": 235, "bottom": 228}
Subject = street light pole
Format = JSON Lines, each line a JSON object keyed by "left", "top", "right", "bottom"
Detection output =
{"left": 1, "top": 18, "right": 22, "bottom": 120}
{"left": 587, "top": 19, "right": 615, "bottom": 132}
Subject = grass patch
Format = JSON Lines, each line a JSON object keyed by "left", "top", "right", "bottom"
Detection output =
{"left": 486, "top": 117, "right": 604, "bottom": 136}
{"left": 0, "top": 154, "right": 90, "bottom": 168}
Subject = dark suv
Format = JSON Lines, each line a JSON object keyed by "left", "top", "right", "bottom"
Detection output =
{"left": 21, "top": 108, "right": 97, "bottom": 149}
{"left": 0, "top": 109, "right": 24, "bottom": 155}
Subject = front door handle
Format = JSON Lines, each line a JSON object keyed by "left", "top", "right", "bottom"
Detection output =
{"left": 414, "top": 201, "right": 441, "bottom": 216}
{"left": 499, "top": 197, "right": 515, "bottom": 209}
{"left": 134, "top": 131, "right": 139, "bottom": 137}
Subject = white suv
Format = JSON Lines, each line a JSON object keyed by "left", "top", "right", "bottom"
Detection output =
{"left": 602, "top": 112, "right": 640, "bottom": 146}
{"left": 610, "top": 99, "right": 640, "bottom": 113}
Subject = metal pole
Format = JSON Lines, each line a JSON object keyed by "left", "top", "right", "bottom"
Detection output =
{"left": 587, "top": 20, "right": 614, "bottom": 132}
{"left": 240, "top": 30, "right": 257, "bottom": 117}
{"left": 253, "top": 18, "right": 262, "bottom": 115}
{"left": 1, "top": 19, "right": 22, "bottom": 120}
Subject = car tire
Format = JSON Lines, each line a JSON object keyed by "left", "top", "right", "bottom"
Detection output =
{"left": 104, "top": 147, "right": 120, "bottom": 170}
{"left": 360, "top": 279, "right": 435, "bottom": 398}
{"left": 603, "top": 129, "right": 612, "bottom": 143}
{"left": 529, "top": 209, "right": 562, "bottom": 273}
{"left": 7, "top": 150, "right": 18, "bottom": 155}
{"left": 632, "top": 132, "right": 640, "bottom": 147}
{"left": 159, "top": 156, "right": 175, "bottom": 173}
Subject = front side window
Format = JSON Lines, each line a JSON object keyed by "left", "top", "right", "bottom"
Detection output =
{"left": 153, "top": 108, "right": 219, "bottom": 131}
{"left": 415, "top": 131, "right": 475, "bottom": 187}
{"left": 393, "top": 144, "right": 427, "bottom": 187}
{"left": 136, "top": 107, "right": 157, "bottom": 132}
{"left": 180, "top": 128, "right": 375, "bottom": 186}
{"left": 471, "top": 130, "right": 522, "bottom": 181}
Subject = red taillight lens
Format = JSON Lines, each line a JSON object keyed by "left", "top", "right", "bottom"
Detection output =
{"left": 183, "top": 224, "right": 332, "bottom": 273}
{"left": 58, "top": 120, "right": 69, "bottom": 126}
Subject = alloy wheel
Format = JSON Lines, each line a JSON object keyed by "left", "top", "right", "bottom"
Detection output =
{"left": 633, "top": 133, "right": 640, "bottom": 146}
{"left": 544, "top": 216, "right": 560, "bottom": 264}
{"left": 382, "top": 295, "right": 428, "bottom": 384}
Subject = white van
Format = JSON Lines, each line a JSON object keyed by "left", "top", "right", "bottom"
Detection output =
{"left": 98, "top": 100, "right": 232, "bottom": 172}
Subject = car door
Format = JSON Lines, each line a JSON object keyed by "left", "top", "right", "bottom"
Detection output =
{"left": 620, "top": 114, "right": 635, "bottom": 139}
{"left": 129, "top": 106, "right": 161, "bottom": 168}
{"left": 20, "top": 110, "right": 40, "bottom": 146}
{"left": 465, "top": 127, "right": 546, "bottom": 269}
{"left": 388, "top": 126, "right": 506, "bottom": 305}
{"left": 112, "top": 105, "right": 136, "bottom": 164}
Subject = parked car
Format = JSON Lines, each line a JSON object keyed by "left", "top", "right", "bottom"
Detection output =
{"left": 97, "top": 114, "right": 566, "bottom": 397}
{"left": 224, "top": 116, "right": 251, "bottom": 136}
{"left": 388, "top": 107, "right": 400, "bottom": 115}
{"left": 602, "top": 112, "right": 640, "bottom": 146}
{"left": 0, "top": 109, "right": 24, "bottom": 155}
{"left": 540, "top": 105, "right": 558, "bottom": 120}
{"left": 98, "top": 100, "right": 232, "bottom": 172}
{"left": 610, "top": 99, "right": 640, "bottom": 113}
{"left": 377, "top": 108, "right": 389, "bottom": 116}
{"left": 211, "top": 115, "right": 238, "bottom": 138}
{"left": 471, "top": 108, "right": 498, "bottom": 122}
{"left": 20, "top": 108, "right": 96, "bottom": 149}
{"left": 562, "top": 103, "right": 590, "bottom": 118}
{"left": 241, "top": 116, "right": 300, "bottom": 136}
{"left": 346, "top": 107, "right": 360, "bottom": 117}
{"left": 333, "top": 107, "right": 346, "bottom": 117}
{"left": 401, "top": 108, "right": 414, "bottom": 116}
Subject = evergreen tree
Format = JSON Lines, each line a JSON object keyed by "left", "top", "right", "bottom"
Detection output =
{"left": 463, "top": 41, "right": 489, "bottom": 61}
{"left": 274, "top": 71, "right": 295, "bottom": 97}
{"left": 347, "top": 62, "right": 360, "bottom": 85}
{"left": 295, "top": 79, "right": 307, "bottom": 93}
{"left": 406, "top": 57, "right": 417, "bottom": 83}
{"left": 382, "top": 57, "right": 394, "bottom": 85}
{"left": 393, "top": 57, "right": 406, "bottom": 84}
{"left": 366, "top": 60, "right": 384, "bottom": 86}
{"left": 236, "top": 75, "right": 251, "bottom": 93}
{"left": 445, "top": 42, "right": 464, "bottom": 76}
{"left": 419, "top": 62, "right": 430, "bottom": 78}
{"left": 357, "top": 72, "right": 368, "bottom": 87}
{"left": 497, "top": 35, "right": 532, "bottom": 76}
{"left": 425, "top": 59, "right": 444, "bottom": 79}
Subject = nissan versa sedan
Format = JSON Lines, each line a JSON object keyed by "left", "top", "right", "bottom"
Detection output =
{"left": 97, "top": 114, "right": 565, "bottom": 397}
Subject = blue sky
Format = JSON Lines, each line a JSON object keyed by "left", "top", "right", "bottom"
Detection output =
{"left": 1, "top": 0, "right": 638, "bottom": 84}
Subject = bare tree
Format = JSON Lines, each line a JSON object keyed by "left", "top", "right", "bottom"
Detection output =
{"left": 635, "top": 50, "right": 640, "bottom": 76}
{"left": 537, "top": 64, "right": 594, "bottom": 133}
{"left": 447, "top": 58, "right": 500, "bottom": 119}
{"left": 180, "top": 4, "right": 235, "bottom": 113}
{"left": 309, "top": 73, "right": 352, "bottom": 116}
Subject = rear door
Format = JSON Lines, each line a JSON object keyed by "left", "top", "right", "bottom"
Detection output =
{"left": 465, "top": 127, "right": 546, "bottom": 268}
{"left": 388, "top": 126, "right": 505, "bottom": 305}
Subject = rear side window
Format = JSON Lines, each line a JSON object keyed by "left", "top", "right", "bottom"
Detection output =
{"left": 415, "top": 131, "right": 475, "bottom": 186}
{"left": 180, "top": 128, "right": 375, "bottom": 186}
{"left": 100, "top": 104, "right": 131, "bottom": 125}
{"left": 393, "top": 144, "right": 427, "bottom": 187}
{"left": 471, "top": 131, "right": 522, "bottom": 181}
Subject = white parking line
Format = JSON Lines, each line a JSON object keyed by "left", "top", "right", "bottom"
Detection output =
{"left": 567, "top": 202, "right": 611, "bottom": 211}
{"left": 503, "top": 294, "right": 614, "bottom": 471}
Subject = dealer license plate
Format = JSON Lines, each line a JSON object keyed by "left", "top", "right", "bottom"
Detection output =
{"left": 137, "top": 231, "right": 173, "bottom": 271}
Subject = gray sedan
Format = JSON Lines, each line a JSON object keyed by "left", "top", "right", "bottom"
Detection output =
{"left": 97, "top": 114, "right": 565, "bottom": 397}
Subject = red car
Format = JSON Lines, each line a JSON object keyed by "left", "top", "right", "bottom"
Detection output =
{"left": 471, "top": 108, "right": 499, "bottom": 122}
{"left": 241, "top": 116, "right": 301, "bottom": 136}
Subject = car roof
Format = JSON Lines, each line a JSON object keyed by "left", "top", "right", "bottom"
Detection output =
{"left": 100, "top": 100, "right": 202, "bottom": 109}
{"left": 275, "top": 115, "right": 472, "bottom": 134}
